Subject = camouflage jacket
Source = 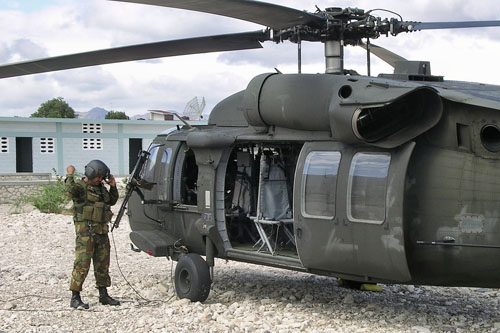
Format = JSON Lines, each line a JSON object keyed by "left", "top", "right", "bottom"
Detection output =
{"left": 64, "top": 174, "right": 119, "bottom": 234}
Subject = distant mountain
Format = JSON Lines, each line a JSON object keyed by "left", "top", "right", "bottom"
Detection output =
{"left": 77, "top": 107, "right": 108, "bottom": 119}
{"left": 131, "top": 113, "right": 150, "bottom": 120}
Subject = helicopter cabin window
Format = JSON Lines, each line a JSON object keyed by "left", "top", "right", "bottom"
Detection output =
{"left": 302, "top": 151, "right": 341, "bottom": 219}
{"left": 180, "top": 147, "right": 198, "bottom": 205}
{"left": 141, "top": 144, "right": 160, "bottom": 184}
{"left": 348, "top": 153, "right": 391, "bottom": 224}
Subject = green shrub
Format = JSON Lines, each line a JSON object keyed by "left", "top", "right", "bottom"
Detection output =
{"left": 26, "top": 169, "right": 70, "bottom": 214}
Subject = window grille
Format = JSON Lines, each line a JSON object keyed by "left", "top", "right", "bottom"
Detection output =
{"left": 0, "top": 137, "right": 8, "bottom": 153}
{"left": 82, "top": 123, "right": 102, "bottom": 133}
{"left": 82, "top": 138, "right": 103, "bottom": 150}
{"left": 82, "top": 123, "right": 102, "bottom": 150}
{"left": 40, "top": 137, "right": 55, "bottom": 154}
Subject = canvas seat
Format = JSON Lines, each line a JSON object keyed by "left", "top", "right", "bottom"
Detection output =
{"left": 250, "top": 153, "right": 294, "bottom": 255}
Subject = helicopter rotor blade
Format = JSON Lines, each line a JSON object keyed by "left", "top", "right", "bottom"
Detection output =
{"left": 358, "top": 42, "right": 407, "bottom": 68}
{"left": 109, "top": 0, "right": 325, "bottom": 30}
{"left": 0, "top": 30, "right": 267, "bottom": 79}
{"left": 403, "top": 20, "right": 500, "bottom": 32}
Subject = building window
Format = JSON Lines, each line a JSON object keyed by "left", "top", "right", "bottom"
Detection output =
{"left": 0, "top": 137, "right": 8, "bottom": 153}
{"left": 302, "top": 151, "right": 341, "bottom": 219}
{"left": 82, "top": 123, "right": 102, "bottom": 150}
{"left": 82, "top": 123, "right": 102, "bottom": 133}
{"left": 348, "top": 152, "right": 391, "bottom": 224}
{"left": 82, "top": 138, "right": 103, "bottom": 150}
{"left": 40, "top": 137, "right": 55, "bottom": 154}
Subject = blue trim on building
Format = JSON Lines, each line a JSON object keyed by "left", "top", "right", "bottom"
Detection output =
{"left": 118, "top": 123, "right": 124, "bottom": 175}
{"left": 56, "top": 122, "right": 64, "bottom": 175}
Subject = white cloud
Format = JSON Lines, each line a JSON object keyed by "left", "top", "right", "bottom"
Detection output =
{"left": 0, "top": 0, "right": 499, "bottom": 117}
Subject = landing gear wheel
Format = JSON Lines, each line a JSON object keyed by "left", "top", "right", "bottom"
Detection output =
{"left": 338, "top": 279, "right": 363, "bottom": 290}
{"left": 174, "top": 253, "right": 211, "bottom": 302}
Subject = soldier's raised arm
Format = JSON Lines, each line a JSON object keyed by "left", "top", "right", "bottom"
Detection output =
{"left": 64, "top": 165, "right": 84, "bottom": 199}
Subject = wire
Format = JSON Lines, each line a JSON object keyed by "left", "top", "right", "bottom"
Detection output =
{"left": 0, "top": 234, "right": 175, "bottom": 313}
{"left": 111, "top": 232, "right": 175, "bottom": 305}
{"left": 366, "top": 8, "right": 403, "bottom": 21}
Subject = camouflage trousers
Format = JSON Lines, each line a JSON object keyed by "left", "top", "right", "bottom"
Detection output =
{"left": 69, "top": 223, "right": 111, "bottom": 291}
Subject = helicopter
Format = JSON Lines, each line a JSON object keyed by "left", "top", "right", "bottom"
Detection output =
{"left": 2, "top": 0, "right": 500, "bottom": 303}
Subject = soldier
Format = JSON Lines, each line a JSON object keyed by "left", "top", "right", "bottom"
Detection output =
{"left": 65, "top": 160, "right": 120, "bottom": 309}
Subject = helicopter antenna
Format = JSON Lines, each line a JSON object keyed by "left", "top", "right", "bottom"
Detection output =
{"left": 366, "top": 38, "right": 371, "bottom": 76}
{"left": 297, "top": 29, "right": 302, "bottom": 73}
{"left": 148, "top": 109, "right": 193, "bottom": 129}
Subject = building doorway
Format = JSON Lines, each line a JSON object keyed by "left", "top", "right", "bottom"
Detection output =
{"left": 16, "top": 137, "right": 33, "bottom": 172}
{"left": 129, "top": 138, "right": 143, "bottom": 173}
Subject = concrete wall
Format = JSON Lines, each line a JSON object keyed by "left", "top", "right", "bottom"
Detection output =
{"left": 33, "top": 137, "right": 58, "bottom": 173}
{"left": 0, "top": 136, "right": 15, "bottom": 173}
{"left": 0, "top": 173, "right": 51, "bottom": 204}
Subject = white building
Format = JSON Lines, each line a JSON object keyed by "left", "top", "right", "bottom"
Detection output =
{"left": 0, "top": 117, "right": 206, "bottom": 176}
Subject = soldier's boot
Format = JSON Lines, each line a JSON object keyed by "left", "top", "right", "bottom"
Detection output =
{"left": 98, "top": 287, "right": 120, "bottom": 306}
{"left": 70, "top": 291, "right": 89, "bottom": 309}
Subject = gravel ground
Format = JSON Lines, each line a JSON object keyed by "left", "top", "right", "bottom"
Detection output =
{"left": 1, "top": 203, "right": 500, "bottom": 333}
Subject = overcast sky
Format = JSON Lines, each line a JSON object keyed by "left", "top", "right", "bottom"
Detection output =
{"left": 0, "top": 0, "right": 499, "bottom": 117}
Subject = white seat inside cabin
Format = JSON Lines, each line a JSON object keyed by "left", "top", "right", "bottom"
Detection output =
{"left": 250, "top": 153, "right": 295, "bottom": 255}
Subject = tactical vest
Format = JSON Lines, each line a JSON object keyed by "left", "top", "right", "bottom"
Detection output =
{"left": 73, "top": 178, "right": 113, "bottom": 234}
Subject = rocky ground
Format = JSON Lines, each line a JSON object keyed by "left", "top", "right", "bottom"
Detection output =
{"left": 1, "top": 203, "right": 500, "bottom": 332}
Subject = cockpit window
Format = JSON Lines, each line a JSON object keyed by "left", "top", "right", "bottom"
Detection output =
{"left": 348, "top": 152, "right": 391, "bottom": 223}
{"left": 141, "top": 144, "right": 160, "bottom": 183}
{"left": 160, "top": 147, "right": 172, "bottom": 185}
{"left": 158, "top": 147, "right": 172, "bottom": 201}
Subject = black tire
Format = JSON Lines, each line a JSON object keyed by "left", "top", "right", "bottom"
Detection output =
{"left": 339, "top": 279, "right": 363, "bottom": 290}
{"left": 174, "top": 253, "right": 211, "bottom": 302}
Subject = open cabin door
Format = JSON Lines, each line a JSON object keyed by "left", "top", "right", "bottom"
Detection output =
{"left": 294, "top": 142, "right": 414, "bottom": 282}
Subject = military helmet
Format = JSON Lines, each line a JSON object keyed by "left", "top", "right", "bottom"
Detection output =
{"left": 84, "top": 160, "right": 110, "bottom": 179}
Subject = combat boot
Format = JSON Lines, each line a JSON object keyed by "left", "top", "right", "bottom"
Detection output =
{"left": 98, "top": 287, "right": 120, "bottom": 306}
{"left": 70, "top": 291, "right": 89, "bottom": 309}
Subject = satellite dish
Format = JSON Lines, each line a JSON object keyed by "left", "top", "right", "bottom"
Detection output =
{"left": 183, "top": 96, "right": 205, "bottom": 120}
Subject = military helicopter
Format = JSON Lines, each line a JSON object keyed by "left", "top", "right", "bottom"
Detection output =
{"left": 2, "top": 0, "right": 500, "bottom": 303}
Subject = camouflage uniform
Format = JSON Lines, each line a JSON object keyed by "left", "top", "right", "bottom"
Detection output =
{"left": 65, "top": 174, "right": 119, "bottom": 291}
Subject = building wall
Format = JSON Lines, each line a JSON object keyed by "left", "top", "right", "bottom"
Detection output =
{"left": 60, "top": 137, "right": 120, "bottom": 175}
{"left": 33, "top": 137, "right": 58, "bottom": 173}
{"left": 0, "top": 136, "right": 15, "bottom": 173}
{"left": 0, "top": 117, "right": 206, "bottom": 176}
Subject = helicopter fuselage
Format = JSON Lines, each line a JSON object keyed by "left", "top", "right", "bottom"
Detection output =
{"left": 128, "top": 73, "right": 500, "bottom": 288}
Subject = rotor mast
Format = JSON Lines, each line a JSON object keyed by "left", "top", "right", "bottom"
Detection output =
{"left": 324, "top": 40, "right": 344, "bottom": 74}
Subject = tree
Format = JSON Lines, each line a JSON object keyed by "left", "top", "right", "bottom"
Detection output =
{"left": 105, "top": 110, "right": 129, "bottom": 120}
{"left": 31, "top": 97, "right": 76, "bottom": 118}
